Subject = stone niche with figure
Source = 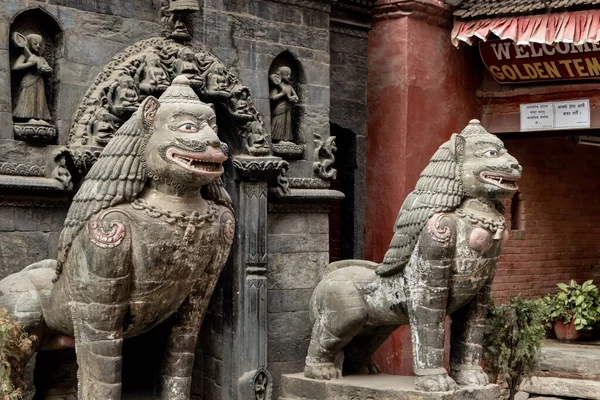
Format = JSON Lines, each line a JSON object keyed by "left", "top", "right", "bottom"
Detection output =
{"left": 9, "top": 8, "right": 62, "bottom": 143}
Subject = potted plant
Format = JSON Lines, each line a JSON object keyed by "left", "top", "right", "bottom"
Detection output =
{"left": 543, "top": 280, "right": 600, "bottom": 341}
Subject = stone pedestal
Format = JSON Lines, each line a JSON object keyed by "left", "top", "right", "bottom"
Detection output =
{"left": 279, "top": 373, "right": 502, "bottom": 400}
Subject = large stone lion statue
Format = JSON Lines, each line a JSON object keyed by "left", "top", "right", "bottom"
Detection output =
{"left": 304, "top": 120, "right": 522, "bottom": 392}
{"left": 0, "top": 76, "right": 235, "bottom": 400}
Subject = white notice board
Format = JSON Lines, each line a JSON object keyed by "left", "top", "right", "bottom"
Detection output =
{"left": 554, "top": 100, "right": 590, "bottom": 129}
{"left": 520, "top": 99, "right": 590, "bottom": 131}
{"left": 520, "top": 103, "right": 554, "bottom": 131}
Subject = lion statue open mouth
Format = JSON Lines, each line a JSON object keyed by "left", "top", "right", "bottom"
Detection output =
{"left": 0, "top": 76, "right": 235, "bottom": 400}
{"left": 304, "top": 120, "right": 522, "bottom": 392}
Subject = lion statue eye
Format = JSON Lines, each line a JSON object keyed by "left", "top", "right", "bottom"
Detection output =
{"left": 483, "top": 149, "right": 499, "bottom": 157}
{"left": 178, "top": 122, "right": 198, "bottom": 133}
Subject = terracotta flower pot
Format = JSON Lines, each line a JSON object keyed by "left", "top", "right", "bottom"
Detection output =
{"left": 554, "top": 320, "right": 581, "bottom": 342}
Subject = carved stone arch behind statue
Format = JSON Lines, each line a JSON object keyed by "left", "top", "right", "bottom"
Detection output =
{"left": 268, "top": 50, "right": 307, "bottom": 141}
{"left": 67, "top": 37, "right": 271, "bottom": 173}
{"left": 9, "top": 7, "right": 64, "bottom": 131}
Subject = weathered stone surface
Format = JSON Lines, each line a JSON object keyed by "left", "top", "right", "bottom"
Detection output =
{"left": 268, "top": 213, "right": 310, "bottom": 235}
{"left": 268, "top": 252, "right": 329, "bottom": 290}
{"left": 13, "top": 207, "right": 67, "bottom": 232}
{"left": 308, "top": 213, "right": 329, "bottom": 234}
{"left": 280, "top": 373, "right": 503, "bottom": 400}
{"left": 0, "top": 231, "right": 49, "bottom": 277}
{"left": 49, "top": 0, "right": 160, "bottom": 22}
{"left": 269, "top": 233, "right": 329, "bottom": 253}
{"left": 520, "top": 377, "right": 600, "bottom": 400}
{"left": 538, "top": 339, "right": 600, "bottom": 378}
{"left": 268, "top": 289, "right": 313, "bottom": 313}
{"left": 515, "top": 391, "right": 530, "bottom": 400}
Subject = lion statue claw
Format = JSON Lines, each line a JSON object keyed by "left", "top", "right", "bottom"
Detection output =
{"left": 304, "top": 120, "right": 522, "bottom": 392}
{"left": 0, "top": 76, "right": 234, "bottom": 400}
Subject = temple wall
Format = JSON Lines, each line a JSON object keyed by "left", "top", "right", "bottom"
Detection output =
{"left": 496, "top": 136, "right": 600, "bottom": 303}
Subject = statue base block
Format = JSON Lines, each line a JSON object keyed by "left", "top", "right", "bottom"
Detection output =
{"left": 280, "top": 373, "right": 503, "bottom": 400}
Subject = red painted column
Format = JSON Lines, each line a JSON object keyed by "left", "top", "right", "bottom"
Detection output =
{"left": 365, "top": 0, "right": 483, "bottom": 375}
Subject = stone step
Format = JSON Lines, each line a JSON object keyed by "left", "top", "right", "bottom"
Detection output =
{"left": 520, "top": 377, "right": 600, "bottom": 400}
{"left": 280, "top": 373, "right": 502, "bottom": 400}
{"left": 539, "top": 339, "right": 600, "bottom": 379}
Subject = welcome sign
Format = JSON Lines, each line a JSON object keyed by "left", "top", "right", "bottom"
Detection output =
{"left": 479, "top": 39, "right": 600, "bottom": 84}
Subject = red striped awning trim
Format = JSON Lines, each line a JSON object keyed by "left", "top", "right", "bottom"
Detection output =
{"left": 452, "top": 9, "right": 600, "bottom": 47}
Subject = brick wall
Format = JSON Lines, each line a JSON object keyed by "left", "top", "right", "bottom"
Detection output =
{"left": 494, "top": 135, "right": 600, "bottom": 303}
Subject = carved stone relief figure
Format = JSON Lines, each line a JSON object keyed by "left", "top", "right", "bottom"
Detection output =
{"left": 138, "top": 53, "right": 170, "bottom": 94}
{"left": 160, "top": 0, "right": 199, "bottom": 42}
{"left": 175, "top": 48, "right": 203, "bottom": 88}
{"left": 0, "top": 76, "right": 234, "bottom": 400}
{"left": 304, "top": 120, "right": 522, "bottom": 392}
{"left": 9, "top": 9, "right": 61, "bottom": 143}
{"left": 111, "top": 75, "right": 141, "bottom": 116}
{"left": 88, "top": 107, "right": 120, "bottom": 146}
{"left": 68, "top": 38, "right": 269, "bottom": 159}
{"left": 11, "top": 32, "right": 52, "bottom": 125}
{"left": 241, "top": 120, "right": 270, "bottom": 157}
{"left": 313, "top": 133, "right": 337, "bottom": 180}
{"left": 51, "top": 150, "right": 73, "bottom": 191}
{"left": 269, "top": 66, "right": 298, "bottom": 143}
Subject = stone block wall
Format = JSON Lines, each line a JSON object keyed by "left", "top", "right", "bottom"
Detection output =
{"left": 266, "top": 211, "right": 330, "bottom": 399}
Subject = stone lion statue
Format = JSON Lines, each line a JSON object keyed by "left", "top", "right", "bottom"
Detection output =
{"left": 304, "top": 120, "right": 522, "bottom": 392}
{"left": 0, "top": 76, "right": 234, "bottom": 400}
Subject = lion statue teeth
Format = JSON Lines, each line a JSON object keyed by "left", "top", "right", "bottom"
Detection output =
{"left": 304, "top": 119, "right": 522, "bottom": 392}
{"left": 0, "top": 75, "right": 234, "bottom": 400}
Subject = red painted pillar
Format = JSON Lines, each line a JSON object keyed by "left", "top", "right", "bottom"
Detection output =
{"left": 365, "top": 0, "right": 483, "bottom": 375}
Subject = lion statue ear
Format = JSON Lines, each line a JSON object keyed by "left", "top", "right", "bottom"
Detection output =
{"left": 142, "top": 96, "right": 160, "bottom": 127}
{"left": 448, "top": 133, "right": 466, "bottom": 160}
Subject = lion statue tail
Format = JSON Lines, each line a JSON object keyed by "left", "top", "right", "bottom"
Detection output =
{"left": 0, "top": 259, "right": 55, "bottom": 331}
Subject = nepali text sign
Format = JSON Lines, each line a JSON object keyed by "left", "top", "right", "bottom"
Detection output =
{"left": 520, "top": 100, "right": 590, "bottom": 131}
{"left": 480, "top": 40, "right": 600, "bottom": 84}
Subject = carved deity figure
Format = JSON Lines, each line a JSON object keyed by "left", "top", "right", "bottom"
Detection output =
{"left": 205, "top": 63, "right": 231, "bottom": 98}
{"left": 269, "top": 66, "right": 298, "bottom": 143}
{"left": 112, "top": 75, "right": 140, "bottom": 115}
{"left": 230, "top": 86, "right": 252, "bottom": 118}
{"left": 51, "top": 151, "right": 73, "bottom": 190}
{"left": 175, "top": 48, "right": 202, "bottom": 87}
{"left": 160, "top": 0, "right": 198, "bottom": 42}
{"left": 139, "top": 54, "right": 170, "bottom": 94}
{"left": 0, "top": 76, "right": 234, "bottom": 400}
{"left": 89, "top": 107, "right": 120, "bottom": 145}
{"left": 304, "top": 120, "right": 522, "bottom": 392}
{"left": 242, "top": 120, "right": 270, "bottom": 156}
{"left": 313, "top": 133, "right": 337, "bottom": 180}
{"left": 11, "top": 32, "right": 53, "bottom": 125}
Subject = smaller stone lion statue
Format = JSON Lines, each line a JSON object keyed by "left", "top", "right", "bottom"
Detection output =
{"left": 304, "top": 120, "right": 522, "bottom": 392}
{"left": 0, "top": 76, "right": 234, "bottom": 400}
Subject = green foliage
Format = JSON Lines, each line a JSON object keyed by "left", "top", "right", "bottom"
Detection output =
{"left": 542, "top": 280, "right": 600, "bottom": 331}
{"left": 0, "top": 309, "right": 35, "bottom": 400}
{"left": 484, "top": 296, "right": 546, "bottom": 400}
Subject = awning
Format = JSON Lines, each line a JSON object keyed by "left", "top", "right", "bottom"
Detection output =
{"left": 452, "top": 9, "right": 600, "bottom": 48}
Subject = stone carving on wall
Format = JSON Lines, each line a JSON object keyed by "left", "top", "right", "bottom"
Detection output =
{"left": 269, "top": 66, "right": 298, "bottom": 144}
{"left": 11, "top": 31, "right": 56, "bottom": 142}
{"left": 303, "top": 120, "right": 522, "bottom": 392}
{"left": 313, "top": 133, "right": 337, "bottom": 180}
{"left": 160, "top": 0, "right": 199, "bottom": 42}
{"left": 50, "top": 149, "right": 73, "bottom": 191}
{"left": 67, "top": 37, "right": 269, "bottom": 163}
{"left": 0, "top": 77, "right": 235, "bottom": 400}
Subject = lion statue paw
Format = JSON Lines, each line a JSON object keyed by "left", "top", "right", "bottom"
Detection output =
{"left": 304, "top": 362, "right": 342, "bottom": 380}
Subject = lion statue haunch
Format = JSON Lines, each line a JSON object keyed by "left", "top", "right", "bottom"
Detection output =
{"left": 304, "top": 120, "right": 522, "bottom": 392}
{"left": 0, "top": 76, "right": 234, "bottom": 400}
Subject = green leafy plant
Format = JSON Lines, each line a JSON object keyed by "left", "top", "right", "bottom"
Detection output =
{"left": 0, "top": 309, "right": 35, "bottom": 400}
{"left": 484, "top": 296, "right": 546, "bottom": 400}
{"left": 543, "top": 280, "right": 600, "bottom": 331}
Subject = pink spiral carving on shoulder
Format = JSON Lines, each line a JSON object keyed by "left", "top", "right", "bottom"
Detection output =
{"left": 427, "top": 213, "right": 453, "bottom": 243}
{"left": 87, "top": 209, "right": 128, "bottom": 248}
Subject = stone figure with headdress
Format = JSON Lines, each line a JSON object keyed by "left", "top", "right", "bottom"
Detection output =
{"left": 269, "top": 66, "right": 298, "bottom": 143}
{"left": 11, "top": 32, "right": 53, "bottom": 125}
